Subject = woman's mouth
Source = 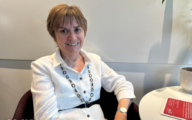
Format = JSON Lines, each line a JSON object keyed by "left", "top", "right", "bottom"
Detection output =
{"left": 67, "top": 43, "right": 78, "bottom": 46}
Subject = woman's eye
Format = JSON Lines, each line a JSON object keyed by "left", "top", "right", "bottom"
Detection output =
{"left": 75, "top": 28, "right": 80, "bottom": 32}
{"left": 61, "top": 29, "right": 67, "bottom": 33}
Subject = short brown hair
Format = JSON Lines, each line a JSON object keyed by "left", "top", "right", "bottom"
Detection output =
{"left": 47, "top": 4, "right": 87, "bottom": 39}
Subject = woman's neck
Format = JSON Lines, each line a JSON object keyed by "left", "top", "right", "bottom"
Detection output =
{"left": 60, "top": 51, "right": 84, "bottom": 69}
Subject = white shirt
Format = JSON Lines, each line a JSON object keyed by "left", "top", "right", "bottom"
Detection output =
{"left": 31, "top": 48, "right": 135, "bottom": 120}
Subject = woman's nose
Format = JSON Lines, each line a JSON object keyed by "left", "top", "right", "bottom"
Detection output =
{"left": 68, "top": 32, "right": 76, "bottom": 40}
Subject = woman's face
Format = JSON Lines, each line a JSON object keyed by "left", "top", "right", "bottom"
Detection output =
{"left": 54, "top": 18, "right": 85, "bottom": 56}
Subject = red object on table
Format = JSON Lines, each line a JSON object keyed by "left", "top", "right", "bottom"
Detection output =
{"left": 162, "top": 98, "right": 192, "bottom": 120}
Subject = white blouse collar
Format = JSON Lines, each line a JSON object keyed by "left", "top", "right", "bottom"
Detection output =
{"left": 53, "top": 48, "right": 91, "bottom": 68}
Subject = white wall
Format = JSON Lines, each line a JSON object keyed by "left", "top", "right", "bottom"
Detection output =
{"left": 0, "top": 60, "right": 32, "bottom": 120}
{"left": 0, "top": 0, "right": 191, "bottom": 64}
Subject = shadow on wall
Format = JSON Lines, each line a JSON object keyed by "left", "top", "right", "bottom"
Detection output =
{"left": 143, "top": 0, "right": 173, "bottom": 94}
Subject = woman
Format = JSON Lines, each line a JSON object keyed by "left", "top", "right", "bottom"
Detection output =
{"left": 31, "top": 4, "right": 135, "bottom": 120}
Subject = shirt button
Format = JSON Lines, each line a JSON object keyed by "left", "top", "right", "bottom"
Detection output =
{"left": 87, "top": 114, "right": 90, "bottom": 117}
{"left": 80, "top": 77, "right": 82, "bottom": 80}
{"left": 84, "top": 91, "right": 86, "bottom": 94}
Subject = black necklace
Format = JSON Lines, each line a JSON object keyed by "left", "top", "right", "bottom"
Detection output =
{"left": 60, "top": 64, "right": 94, "bottom": 106}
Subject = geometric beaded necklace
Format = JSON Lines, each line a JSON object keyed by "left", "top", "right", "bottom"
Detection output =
{"left": 59, "top": 64, "right": 94, "bottom": 107}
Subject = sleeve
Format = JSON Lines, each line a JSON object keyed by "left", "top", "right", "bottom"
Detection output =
{"left": 100, "top": 61, "right": 136, "bottom": 102}
{"left": 31, "top": 61, "right": 64, "bottom": 120}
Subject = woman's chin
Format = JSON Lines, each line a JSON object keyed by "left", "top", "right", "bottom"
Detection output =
{"left": 61, "top": 48, "right": 81, "bottom": 55}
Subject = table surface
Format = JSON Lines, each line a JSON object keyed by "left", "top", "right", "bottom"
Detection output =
{"left": 139, "top": 86, "right": 192, "bottom": 120}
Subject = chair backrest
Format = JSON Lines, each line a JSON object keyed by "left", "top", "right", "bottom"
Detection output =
{"left": 13, "top": 88, "right": 140, "bottom": 120}
{"left": 12, "top": 90, "right": 34, "bottom": 120}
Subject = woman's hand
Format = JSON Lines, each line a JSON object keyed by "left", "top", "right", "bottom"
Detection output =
{"left": 114, "top": 111, "right": 127, "bottom": 120}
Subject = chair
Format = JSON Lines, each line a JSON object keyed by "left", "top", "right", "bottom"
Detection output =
{"left": 13, "top": 88, "right": 140, "bottom": 120}
{"left": 13, "top": 90, "right": 34, "bottom": 120}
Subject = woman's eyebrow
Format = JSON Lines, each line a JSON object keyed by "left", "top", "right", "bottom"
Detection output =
{"left": 58, "top": 25, "right": 80, "bottom": 29}
{"left": 58, "top": 27, "right": 67, "bottom": 29}
{"left": 73, "top": 25, "right": 80, "bottom": 28}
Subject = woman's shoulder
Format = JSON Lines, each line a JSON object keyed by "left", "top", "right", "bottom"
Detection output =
{"left": 81, "top": 49, "right": 101, "bottom": 61}
{"left": 84, "top": 51, "right": 101, "bottom": 61}
{"left": 86, "top": 52, "right": 103, "bottom": 66}
{"left": 31, "top": 54, "right": 54, "bottom": 67}
{"left": 87, "top": 52, "right": 100, "bottom": 58}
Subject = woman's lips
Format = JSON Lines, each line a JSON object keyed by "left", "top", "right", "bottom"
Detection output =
{"left": 67, "top": 43, "right": 78, "bottom": 46}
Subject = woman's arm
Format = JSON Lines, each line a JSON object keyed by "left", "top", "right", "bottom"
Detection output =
{"left": 31, "top": 60, "right": 63, "bottom": 120}
{"left": 100, "top": 61, "right": 135, "bottom": 101}
{"left": 100, "top": 61, "right": 135, "bottom": 120}
{"left": 114, "top": 98, "right": 132, "bottom": 120}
